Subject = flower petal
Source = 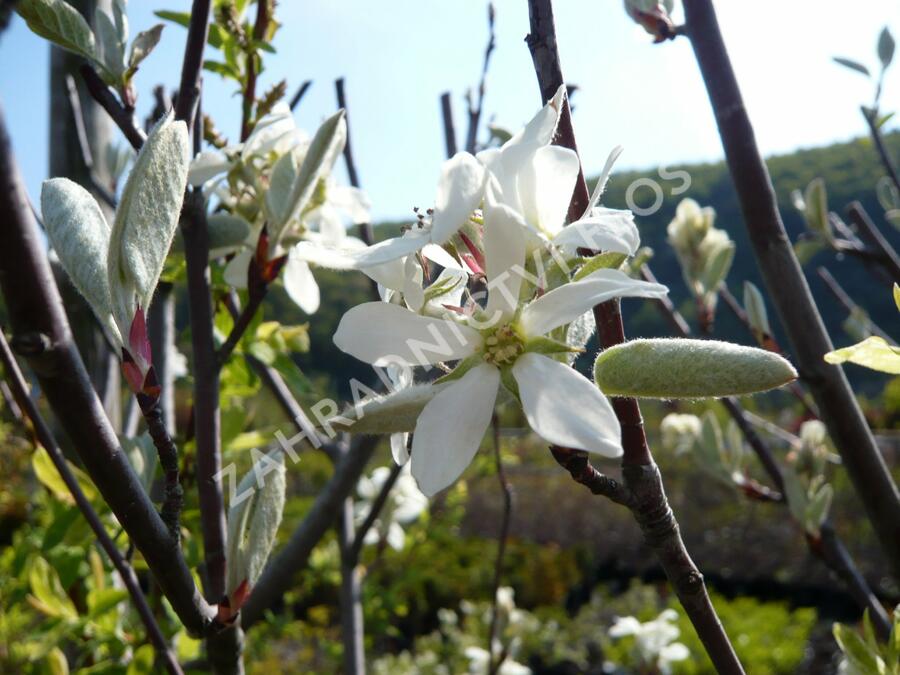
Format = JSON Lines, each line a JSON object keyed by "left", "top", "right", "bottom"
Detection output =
{"left": 518, "top": 145, "right": 579, "bottom": 238}
{"left": 333, "top": 302, "right": 481, "bottom": 366}
{"left": 431, "top": 152, "right": 485, "bottom": 244}
{"left": 391, "top": 432, "right": 410, "bottom": 465}
{"left": 283, "top": 254, "right": 320, "bottom": 314}
{"left": 553, "top": 208, "right": 640, "bottom": 256}
{"left": 224, "top": 249, "right": 252, "bottom": 289}
{"left": 188, "top": 149, "right": 230, "bottom": 186}
{"left": 507, "top": 83, "right": 565, "bottom": 148}
{"left": 411, "top": 364, "right": 499, "bottom": 496}
{"left": 512, "top": 353, "right": 622, "bottom": 457}
{"left": 483, "top": 199, "right": 527, "bottom": 320}
{"left": 520, "top": 269, "right": 668, "bottom": 337}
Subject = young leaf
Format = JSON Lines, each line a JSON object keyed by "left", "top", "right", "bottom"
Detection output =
{"left": 127, "top": 24, "right": 164, "bottom": 73}
{"left": 833, "top": 56, "right": 871, "bottom": 77}
{"left": 207, "top": 213, "right": 252, "bottom": 252}
{"left": 41, "top": 177, "right": 120, "bottom": 345}
{"left": 879, "top": 26, "right": 895, "bottom": 70}
{"left": 225, "top": 451, "right": 286, "bottom": 599}
{"left": 107, "top": 112, "right": 190, "bottom": 337}
{"left": 803, "top": 177, "right": 832, "bottom": 241}
{"left": 337, "top": 383, "right": 448, "bottom": 435}
{"left": 825, "top": 336, "right": 900, "bottom": 374}
{"left": 17, "top": 0, "right": 96, "bottom": 62}
{"left": 593, "top": 338, "right": 798, "bottom": 399}
{"left": 270, "top": 110, "right": 347, "bottom": 247}
{"left": 743, "top": 281, "right": 772, "bottom": 341}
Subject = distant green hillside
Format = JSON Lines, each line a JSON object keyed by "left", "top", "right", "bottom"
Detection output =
{"left": 286, "top": 132, "right": 900, "bottom": 396}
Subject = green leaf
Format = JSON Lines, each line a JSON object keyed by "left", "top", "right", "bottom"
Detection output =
{"left": 593, "top": 338, "right": 798, "bottom": 399}
{"left": 203, "top": 59, "right": 240, "bottom": 80}
{"left": 833, "top": 56, "right": 871, "bottom": 77}
{"left": 46, "top": 647, "right": 69, "bottom": 675}
{"left": 825, "top": 336, "right": 900, "bottom": 374}
{"left": 833, "top": 622, "right": 881, "bottom": 674}
{"left": 879, "top": 27, "right": 895, "bottom": 70}
{"left": 127, "top": 644, "right": 156, "bottom": 675}
{"left": 94, "top": 7, "right": 125, "bottom": 83}
{"left": 87, "top": 588, "right": 127, "bottom": 618}
{"left": 207, "top": 213, "right": 252, "bottom": 252}
{"left": 17, "top": 0, "right": 96, "bottom": 61}
{"left": 339, "top": 383, "right": 446, "bottom": 434}
{"left": 32, "top": 446, "right": 98, "bottom": 503}
{"left": 153, "top": 10, "right": 190, "bottom": 27}
{"left": 573, "top": 252, "right": 627, "bottom": 281}
{"left": 28, "top": 556, "right": 78, "bottom": 620}
{"left": 893, "top": 283, "right": 900, "bottom": 313}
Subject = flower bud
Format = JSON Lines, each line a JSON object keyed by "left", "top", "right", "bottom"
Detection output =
{"left": 593, "top": 338, "right": 798, "bottom": 399}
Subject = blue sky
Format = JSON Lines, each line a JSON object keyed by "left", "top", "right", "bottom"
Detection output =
{"left": 2, "top": 1, "right": 899, "bottom": 221}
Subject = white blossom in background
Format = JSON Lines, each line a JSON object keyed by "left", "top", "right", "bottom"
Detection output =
{"left": 608, "top": 609, "right": 690, "bottom": 675}
{"left": 660, "top": 413, "right": 702, "bottom": 455}
{"left": 464, "top": 645, "right": 531, "bottom": 675}
{"left": 355, "top": 464, "right": 428, "bottom": 551}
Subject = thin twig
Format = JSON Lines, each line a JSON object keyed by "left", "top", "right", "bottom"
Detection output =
{"left": 486, "top": 416, "right": 512, "bottom": 675}
{"left": 289, "top": 80, "right": 313, "bottom": 111}
{"left": 240, "top": 0, "right": 270, "bottom": 141}
{"left": 862, "top": 106, "right": 900, "bottom": 198}
{"left": 817, "top": 267, "right": 895, "bottom": 343}
{"left": 465, "top": 2, "right": 496, "bottom": 154}
{"left": 64, "top": 74, "right": 117, "bottom": 208}
{"left": 217, "top": 288, "right": 265, "bottom": 367}
{"left": 334, "top": 78, "right": 376, "bottom": 249}
{"left": 80, "top": 64, "right": 146, "bottom": 151}
{"left": 439, "top": 92, "right": 458, "bottom": 158}
{"left": 683, "top": 0, "right": 900, "bottom": 581}
{"left": 136, "top": 390, "right": 184, "bottom": 540}
{"left": 350, "top": 460, "right": 403, "bottom": 560}
{"left": 0, "top": 331, "right": 185, "bottom": 675}
{"left": 845, "top": 201, "right": 900, "bottom": 284}
{"left": 526, "top": 3, "right": 744, "bottom": 671}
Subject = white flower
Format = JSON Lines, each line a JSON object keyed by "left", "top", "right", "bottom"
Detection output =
{"left": 608, "top": 609, "right": 690, "bottom": 675}
{"left": 464, "top": 646, "right": 531, "bottom": 675}
{"left": 332, "top": 194, "right": 667, "bottom": 496}
{"left": 660, "top": 413, "right": 702, "bottom": 454}
{"left": 355, "top": 464, "right": 427, "bottom": 550}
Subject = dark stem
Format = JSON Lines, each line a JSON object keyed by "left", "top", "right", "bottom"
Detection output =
{"left": 182, "top": 193, "right": 227, "bottom": 601}
{"left": 79, "top": 64, "right": 146, "bottom": 151}
{"left": 137, "top": 390, "right": 184, "bottom": 541}
{"left": 817, "top": 267, "right": 895, "bottom": 343}
{"left": 289, "top": 80, "right": 313, "bottom": 111}
{"left": 639, "top": 267, "right": 691, "bottom": 336}
{"left": 845, "top": 201, "right": 900, "bottom": 284}
{"left": 465, "top": 2, "right": 496, "bottom": 154}
{"left": 350, "top": 460, "right": 403, "bottom": 561}
{"left": 0, "top": 331, "right": 184, "bottom": 675}
{"left": 862, "top": 106, "right": 900, "bottom": 198}
{"left": 486, "top": 416, "right": 512, "bottom": 675}
{"left": 439, "top": 92, "right": 458, "bottom": 158}
{"left": 240, "top": 0, "right": 270, "bottom": 141}
{"left": 525, "top": 3, "right": 745, "bottom": 672}
{"left": 683, "top": 0, "right": 900, "bottom": 580}
{"left": 174, "top": 0, "right": 211, "bottom": 129}
{"left": 334, "top": 78, "right": 376, "bottom": 248}
{"left": 241, "top": 435, "right": 380, "bottom": 629}
{"left": 0, "top": 103, "right": 215, "bottom": 636}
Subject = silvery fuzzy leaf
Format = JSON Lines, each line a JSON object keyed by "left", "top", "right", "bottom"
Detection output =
{"left": 108, "top": 113, "right": 190, "bottom": 337}
{"left": 271, "top": 110, "right": 346, "bottom": 247}
{"left": 41, "top": 177, "right": 120, "bottom": 345}
{"left": 94, "top": 8, "right": 125, "bottom": 82}
{"left": 265, "top": 148, "right": 301, "bottom": 227}
{"left": 128, "top": 24, "right": 163, "bottom": 72}
{"left": 594, "top": 338, "right": 797, "bottom": 399}
{"left": 565, "top": 310, "right": 595, "bottom": 365}
{"left": 225, "top": 451, "right": 286, "bottom": 596}
{"left": 805, "top": 483, "right": 833, "bottom": 535}
{"left": 699, "top": 238, "right": 734, "bottom": 298}
{"left": 17, "top": 0, "right": 96, "bottom": 62}
{"left": 336, "top": 383, "right": 448, "bottom": 435}
{"left": 111, "top": 0, "right": 127, "bottom": 42}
